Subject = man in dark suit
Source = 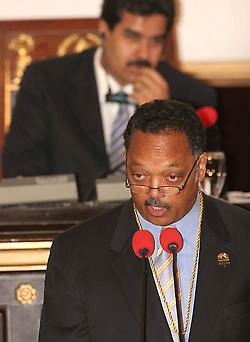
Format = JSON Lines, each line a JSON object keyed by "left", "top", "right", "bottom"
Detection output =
{"left": 2, "top": 0, "right": 221, "bottom": 201}
{"left": 39, "top": 100, "right": 250, "bottom": 342}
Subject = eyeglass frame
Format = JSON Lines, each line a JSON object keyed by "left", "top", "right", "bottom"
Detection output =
{"left": 125, "top": 155, "right": 200, "bottom": 196}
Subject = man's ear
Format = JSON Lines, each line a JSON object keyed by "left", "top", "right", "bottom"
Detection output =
{"left": 98, "top": 20, "right": 111, "bottom": 40}
{"left": 197, "top": 153, "right": 207, "bottom": 182}
{"left": 123, "top": 151, "right": 127, "bottom": 163}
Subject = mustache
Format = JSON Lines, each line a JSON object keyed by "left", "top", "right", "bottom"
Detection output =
{"left": 145, "top": 198, "right": 171, "bottom": 209}
{"left": 127, "top": 59, "right": 152, "bottom": 68}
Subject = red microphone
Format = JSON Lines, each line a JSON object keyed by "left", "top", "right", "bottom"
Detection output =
{"left": 132, "top": 230, "right": 155, "bottom": 258}
{"left": 196, "top": 106, "right": 218, "bottom": 128}
{"left": 159, "top": 227, "right": 183, "bottom": 254}
{"left": 160, "top": 227, "right": 185, "bottom": 341}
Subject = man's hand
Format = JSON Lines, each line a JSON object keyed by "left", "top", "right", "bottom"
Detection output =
{"left": 132, "top": 67, "right": 170, "bottom": 105}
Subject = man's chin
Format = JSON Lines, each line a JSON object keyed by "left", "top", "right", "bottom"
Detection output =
{"left": 147, "top": 216, "right": 172, "bottom": 227}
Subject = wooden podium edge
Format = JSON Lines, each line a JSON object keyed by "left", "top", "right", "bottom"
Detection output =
{"left": 0, "top": 241, "right": 52, "bottom": 271}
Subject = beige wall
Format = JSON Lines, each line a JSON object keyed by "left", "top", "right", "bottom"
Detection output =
{"left": 0, "top": 0, "right": 101, "bottom": 20}
{"left": 177, "top": 0, "right": 250, "bottom": 62}
{"left": 0, "top": 0, "right": 249, "bottom": 62}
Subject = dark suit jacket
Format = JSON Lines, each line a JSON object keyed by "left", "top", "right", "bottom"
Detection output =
{"left": 39, "top": 195, "right": 250, "bottom": 342}
{"left": 2, "top": 48, "right": 220, "bottom": 200}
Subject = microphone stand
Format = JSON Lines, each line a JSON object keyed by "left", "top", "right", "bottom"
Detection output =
{"left": 133, "top": 231, "right": 154, "bottom": 342}
{"left": 172, "top": 252, "right": 185, "bottom": 342}
{"left": 141, "top": 251, "right": 149, "bottom": 342}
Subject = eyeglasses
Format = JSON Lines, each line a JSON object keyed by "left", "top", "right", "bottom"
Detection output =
{"left": 126, "top": 156, "right": 199, "bottom": 196}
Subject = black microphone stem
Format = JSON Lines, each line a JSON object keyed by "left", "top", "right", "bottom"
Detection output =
{"left": 173, "top": 253, "right": 185, "bottom": 342}
{"left": 141, "top": 258, "right": 148, "bottom": 342}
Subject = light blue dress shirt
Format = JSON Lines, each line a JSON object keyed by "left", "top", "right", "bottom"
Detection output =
{"left": 137, "top": 194, "right": 201, "bottom": 342}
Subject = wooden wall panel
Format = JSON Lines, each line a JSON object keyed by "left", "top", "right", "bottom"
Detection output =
{"left": 217, "top": 87, "right": 250, "bottom": 192}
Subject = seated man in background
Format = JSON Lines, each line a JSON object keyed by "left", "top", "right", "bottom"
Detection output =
{"left": 2, "top": 0, "right": 221, "bottom": 201}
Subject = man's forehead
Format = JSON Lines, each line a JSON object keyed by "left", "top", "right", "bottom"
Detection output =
{"left": 130, "top": 129, "right": 185, "bottom": 139}
{"left": 118, "top": 11, "right": 168, "bottom": 33}
{"left": 127, "top": 129, "right": 191, "bottom": 151}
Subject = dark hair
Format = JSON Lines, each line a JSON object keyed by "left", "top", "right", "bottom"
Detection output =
{"left": 124, "top": 100, "right": 206, "bottom": 156}
{"left": 100, "top": 0, "right": 175, "bottom": 32}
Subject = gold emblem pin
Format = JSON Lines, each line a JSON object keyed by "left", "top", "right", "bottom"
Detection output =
{"left": 217, "top": 252, "right": 230, "bottom": 268}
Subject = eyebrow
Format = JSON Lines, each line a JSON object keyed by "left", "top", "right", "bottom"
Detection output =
{"left": 123, "top": 28, "right": 142, "bottom": 36}
{"left": 123, "top": 28, "right": 166, "bottom": 40}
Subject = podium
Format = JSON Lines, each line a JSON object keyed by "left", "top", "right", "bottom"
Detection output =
{"left": 0, "top": 201, "right": 119, "bottom": 342}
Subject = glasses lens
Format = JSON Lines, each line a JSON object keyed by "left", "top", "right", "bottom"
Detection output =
{"left": 129, "top": 185, "right": 148, "bottom": 194}
{"left": 129, "top": 185, "right": 180, "bottom": 195}
{"left": 160, "top": 186, "right": 180, "bottom": 195}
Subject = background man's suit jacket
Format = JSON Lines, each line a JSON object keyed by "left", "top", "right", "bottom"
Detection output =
{"left": 2, "top": 48, "right": 220, "bottom": 200}
{"left": 39, "top": 195, "right": 250, "bottom": 342}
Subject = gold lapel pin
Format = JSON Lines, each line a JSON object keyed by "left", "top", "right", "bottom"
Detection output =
{"left": 217, "top": 252, "right": 230, "bottom": 268}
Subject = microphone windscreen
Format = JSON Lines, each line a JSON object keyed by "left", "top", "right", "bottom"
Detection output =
{"left": 196, "top": 106, "right": 218, "bottom": 128}
{"left": 132, "top": 230, "right": 155, "bottom": 258}
{"left": 160, "top": 227, "right": 183, "bottom": 254}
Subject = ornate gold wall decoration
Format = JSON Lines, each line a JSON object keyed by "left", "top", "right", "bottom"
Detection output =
{"left": 8, "top": 33, "right": 35, "bottom": 90}
{"left": 15, "top": 283, "right": 37, "bottom": 304}
{"left": 4, "top": 34, "right": 34, "bottom": 132}
{"left": 57, "top": 32, "right": 100, "bottom": 56}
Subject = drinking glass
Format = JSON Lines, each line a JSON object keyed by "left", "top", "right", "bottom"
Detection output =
{"left": 201, "top": 151, "right": 227, "bottom": 197}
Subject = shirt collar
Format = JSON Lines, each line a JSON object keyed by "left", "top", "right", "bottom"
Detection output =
{"left": 94, "top": 46, "right": 133, "bottom": 104}
{"left": 136, "top": 194, "right": 201, "bottom": 255}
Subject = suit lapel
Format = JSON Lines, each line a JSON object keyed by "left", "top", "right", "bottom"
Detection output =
{"left": 109, "top": 201, "right": 143, "bottom": 322}
{"left": 67, "top": 49, "right": 109, "bottom": 173}
{"left": 110, "top": 201, "right": 173, "bottom": 342}
{"left": 190, "top": 195, "right": 232, "bottom": 341}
